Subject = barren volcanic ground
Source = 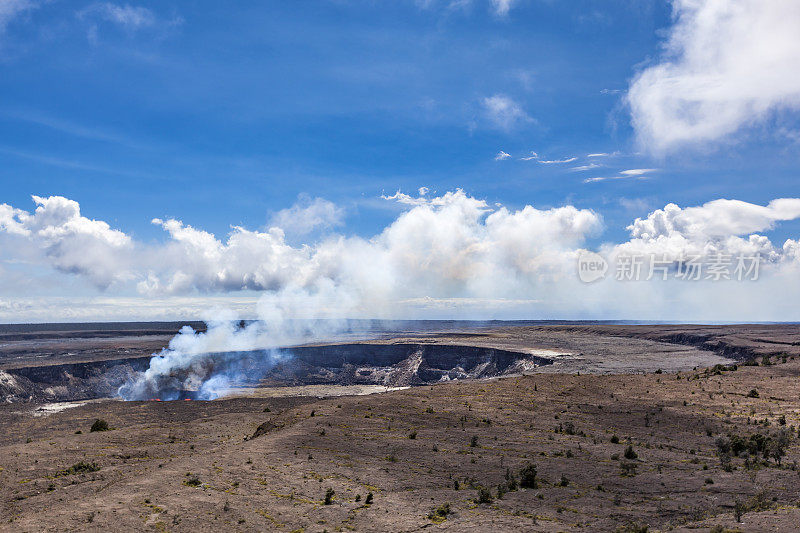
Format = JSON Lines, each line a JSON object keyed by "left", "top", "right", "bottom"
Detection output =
{"left": 2, "top": 323, "right": 800, "bottom": 532}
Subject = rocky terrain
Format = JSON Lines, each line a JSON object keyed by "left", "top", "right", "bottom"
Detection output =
{"left": 2, "top": 323, "right": 800, "bottom": 532}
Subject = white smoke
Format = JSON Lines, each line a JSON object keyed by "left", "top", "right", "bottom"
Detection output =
{"left": 5, "top": 190, "right": 800, "bottom": 397}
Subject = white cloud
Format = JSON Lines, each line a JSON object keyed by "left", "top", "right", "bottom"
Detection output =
{"left": 539, "top": 157, "right": 577, "bottom": 164}
{"left": 570, "top": 163, "right": 602, "bottom": 172}
{"left": 627, "top": 0, "right": 800, "bottom": 153}
{"left": 269, "top": 195, "right": 344, "bottom": 236}
{"left": 584, "top": 168, "right": 657, "bottom": 183}
{"left": 0, "top": 195, "right": 133, "bottom": 288}
{"left": 0, "top": 0, "right": 37, "bottom": 34}
{"left": 491, "top": 0, "right": 515, "bottom": 16}
{"left": 482, "top": 94, "right": 532, "bottom": 130}
{"left": 518, "top": 151, "right": 576, "bottom": 164}
{"left": 418, "top": 186, "right": 430, "bottom": 196}
{"left": 5, "top": 193, "right": 800, "bottom": 322}
{"left": 494, "top": 150, "right": 511, "bottom": 160}
{"left": 79, "top": 2, "right": 156, "bottom": 30}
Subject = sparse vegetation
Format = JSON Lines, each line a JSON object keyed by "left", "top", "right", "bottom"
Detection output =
{"left": 324, "top": 488, "right": 335, "bottom": 505}
{"left": 476, "top": 487, "right": 493, "bottom": 504}
{"left": 427, "top": 503, "right": 451, "bottom": 523}
{"left": 90, "top": 419, "right": 109, "bottom": 432}
{"left": 183, "top": 476, "right": 201, "bottom": 487}
{"left": 519, "top": 463, "right": 538, "bottom": 489}
{"left": 58, "top": 461, "right": 100, "bottom": 477}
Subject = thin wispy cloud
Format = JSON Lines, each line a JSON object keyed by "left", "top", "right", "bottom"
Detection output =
{"left": 79, "top": 3, "right": 157, "bottom": 30}
{"left": 519, "top": 151, "right": 576, "bottom": 164}
{"left": 540, "top": 156, "right": 577, "bottom": 164}
{"left": 494, "top": 150, "right": 511, "bottom": 161}
{"left": 490, "top": 0, "right": 515, "bottom": 16}
{"left": 0, "top": 0, "right": 38, "bottom": 35}
{"left": 77, "top": 2, "right": 182, "bottom": 43}
{"left": 569, "top": 163, "right": 602, "bottom": 172}
{"left": 0, "top": 108, "right": 149, "bottom": 149}
{"left": 482, "top": 94, "right": 532, "bottom": 131}
{"left": 584, "top": 168, "right": 658, "bottom": 184}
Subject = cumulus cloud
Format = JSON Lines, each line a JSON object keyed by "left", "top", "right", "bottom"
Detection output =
{"left": 4, "top": 192, "right": 800, "bottom": 322}
{"left": 482, "top": 94, "right": 532, "bottom": 130}
{"left": 616, "top": 198, "right": 800, "bottom": 260}
{"left": 269, "top": 195, "right": 344, "bottom": 236}
{"left": 0, "top": 195, "right": 132, "bottom": 288}
{"left": 627, "top": 0, "right": 800, "bottom": 153}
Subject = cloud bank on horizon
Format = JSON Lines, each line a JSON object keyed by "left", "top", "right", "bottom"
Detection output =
{"left": 3, "top": 190, "right": 800, "bottom": 322}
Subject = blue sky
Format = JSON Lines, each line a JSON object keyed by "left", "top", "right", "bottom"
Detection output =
{"left": 2, "top": 0, "right": 800, "bottom": 322}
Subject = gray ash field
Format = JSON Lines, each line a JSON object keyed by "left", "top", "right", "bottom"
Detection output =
{"left": 2, "top": 322, "right": 800, "bottom": 531}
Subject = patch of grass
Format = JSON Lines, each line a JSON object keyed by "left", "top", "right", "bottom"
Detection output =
{"left": 58, "top": 461, "right": 100, "bottom": 477}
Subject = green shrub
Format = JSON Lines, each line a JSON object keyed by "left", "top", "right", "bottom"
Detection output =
{"left": 184, "top": 477, "right": 201, "bottom": 487}
{"left": 519, "top": 462, "right": 538, "bottom": 489}
{"left": 476, "top": 487, "right": 493, "bottom": 504}
{"left": 90, "top": 419, "right": 109, "bottom": 432}
{"left": 427, "top": 503, "right": 451, "bottom": 523}
{"left": 623, "top": 446, "right": 638, "bottom": 460}
{"left": 59, "top": 461, "right": 100, "bottom": 476}
{"left": 324, "top": 488, "right": 335, "bottom": 505}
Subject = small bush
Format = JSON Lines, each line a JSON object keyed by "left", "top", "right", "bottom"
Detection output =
{"left": 427, "top": 503, "right": 451, "bottom": 523}
{"left": 476, "top": 487, "right": 493, "bottom": 504}
{"left": 470, "top": 436, "right": 479, "bottom": 447}
{"left": 610, "top": 435, "right": 620, "bottom": 444}
{"left": 558, "top": 475, "right": 569, "bottom": 487}
{"left": 365, "top": 492, "right": 373, "bottom": 505}
{"left": 620, "top": 462, "right": 637, "bottom": 477}
{"left": 184, "top": 477, "right": 201, "bottom": 487}
{"left": 324, "top": 488, "right": 335, "bottom": 505}
{"left": 59, "top": 461, "right": 100, "bottom": 476}
{"left": 624, "top": 446, "right": 638, "bottom": 460}
{"left": 519, "top": 462, "right": 538, "bottom": 489}
{"left": 408, "top": 431, "right": 417, "bottom": 440}
{"left": 747, "top": 389, "right": 759, "bottom": 398}
{"left": 90, "top": 419, "right": 109, "bottom": 432}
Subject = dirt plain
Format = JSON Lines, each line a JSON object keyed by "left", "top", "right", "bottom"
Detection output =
{"left": 2, "top": 323, "right": 800, "bottom": 532}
